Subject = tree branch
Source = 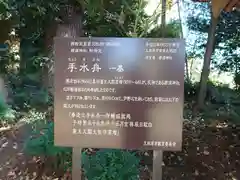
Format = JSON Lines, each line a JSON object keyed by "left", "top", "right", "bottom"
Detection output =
{"left": 139, "top": 2, "right": 162, "bottom": 37}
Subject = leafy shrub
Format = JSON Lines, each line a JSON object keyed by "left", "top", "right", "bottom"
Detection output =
{"left": 82, "top": 149, "right": 140, "bottom": 180}
{"left": 24, "top": 120, "right": 72, "bottom": 170}
{"left": 7, "top": 74, "right": 50, "bottom": 110}
{"left": 184, "top": 81, "right": 198, "bottom": 101}
{"left": 0, "top": 92, "right": 15, "bottom": 124}
{"left": 0, "top": 92, "right": 8, "bottom": 116}
{"left": 14, "top": 87, "right": 49, "bottom": 108}
{"left": 24, "top": 116, "right": 141, "bottom": 179}
{"left": 234, "top": 73, "right": 240, "bottom": 90}
{"left": 184, "top": 80, "right": 237, "bottom": 103}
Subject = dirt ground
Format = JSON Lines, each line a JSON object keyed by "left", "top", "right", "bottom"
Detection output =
{"left": 0, "top": 120, "right": 239, "bottom": 180}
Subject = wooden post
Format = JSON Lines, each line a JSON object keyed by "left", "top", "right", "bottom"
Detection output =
{"left": 72, "top": 148, "right": 82, "bottom": 180}
{"left": 153, "top": 150, "right": 163, "bottom": 180}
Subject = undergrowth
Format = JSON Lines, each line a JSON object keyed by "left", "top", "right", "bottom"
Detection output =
{"left": 2, "top": 78, "right": 240, "bottom": 179}
{"left": 24, "top": 119, "right": 141, "bottom": 179}
{"left": 0, "top": 92, "right": 16, "bottom": 125}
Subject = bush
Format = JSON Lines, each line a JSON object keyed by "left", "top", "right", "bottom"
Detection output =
{"left": 24, "top": 120, "right": 72, "bottom": 170}
{"left": 82, "top": 149, "right": 140, "bottom": 180}
{"left": 24, "top": 117, "right": 141, "bottom": 179}
{"left": 0, "top": 92, "right": 8, "bottom": 117}
{"left": 7, "top": 74, "right": 51, "bottom": 111}
{"left": 0, "top": 92, "right": 15, "bottom": 125}
{"left": 234, "top": 73, "right": 240, "bottom": 89}
{"left": 184, "top": 81, "right": 198, "bottom": 101}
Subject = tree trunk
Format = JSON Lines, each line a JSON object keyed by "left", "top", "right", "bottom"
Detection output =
{"left": 177, "top": 0, "right": 190, "bottom": 81}
{"left": 161, "top": 0, "right": 167, "bottom": 36}
{"left": 0, "top": 20, "right": 11, "bottom": 44}
{"left": 43, "top": 5, "right": 83, "bottom": 94}
{"left": 19, "top": 38, "right": 29, "bottom": 74}
{"left": 48, "top": 5, "right": 84, "bottom": 179}
{"left": 197, "top": 15, "right": 218, "bottom": 108}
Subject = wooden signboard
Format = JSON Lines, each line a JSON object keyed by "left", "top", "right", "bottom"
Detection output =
{"left": 54, "top": 37, "right": 185, "bottom": 179}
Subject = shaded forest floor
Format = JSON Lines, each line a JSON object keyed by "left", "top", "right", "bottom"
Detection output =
{"left": 0, "top": 118, "right": 239, "bottom": 180}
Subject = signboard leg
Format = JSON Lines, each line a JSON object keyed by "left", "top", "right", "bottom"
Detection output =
{"left": 72, "top": 147, "right": 82, "bottom": 180}
{"left": 153, "top": 150, "right": 163, "bottom": 180}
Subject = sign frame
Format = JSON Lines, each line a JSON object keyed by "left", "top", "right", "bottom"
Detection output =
{"left": 54, "top": 37, "right": 185, "bottom": 180}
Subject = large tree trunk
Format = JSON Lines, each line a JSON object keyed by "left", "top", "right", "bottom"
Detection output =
{"left": 197, "top": 15, "right": 218, "bottom": 108}
{"left": 49, "top": 5, "right": 84, "bottom": 179}
{"left": 43, "top": 5, "right": 83, "bottom": 94}
{"left": 0, "top": 20, "right": 11, "bottom": 44}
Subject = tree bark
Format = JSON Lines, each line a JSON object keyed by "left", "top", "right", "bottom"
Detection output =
{"left": 177, "top": 0, "right": 190, "bottom": 81}
{"left": 0, "top": 20, "right": 11, "bottom": 44}
{"left": 43, "top": 5, "right": 83, "bottom": 94}
{"left": 197, "top": 15, "right": 218, "bottom": 108}
{"left": 161, "top": 0, "right": 167, "bottom": 36}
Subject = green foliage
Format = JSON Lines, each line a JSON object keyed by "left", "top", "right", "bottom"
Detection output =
{"left": 203, "top": 101, "right": 240, "bottom": 124}
{"left": 24, "top": 117, "right": 141, "bottom": 177}
{"left": 0, "top": 0, "right": 8, "bottom": 19}
{"left": 234, "top": 73, "right": 240, "bottom": 90}
{"left": 0, "top": 51, "right": 19, "bottom": 74}
{"left": 13, "top": 86, "right": 49, "bottom": 109}
{"left": 147, "top": 20, "right": 181, "bottom": 38}
{"left": 83, "top": 0, "right": 149, "bottom": 37}
{"left": 82, "top": 149, "right": 140, "bottom": 180}
{"left": 0, "top": 93, "right": 8, "bottom": 116}
{"left": 186, "top": 2, "right": 240, "bottom": 75}
{"left": 215, "top": 11, "right": 240, "bottom": 46}
{"left": 0, "top": 92, "right": 15, "bottom": 123}
{"left": 184, "top": 79, "right": 240, "bottom": 117}
{"left": 184, "top": 80, "right": 240, "bottom": 123}
{"left": 24, "top": 121, "right": 70, "bottom": 157}
{"left": 24, "top": 120, "right": 72, "bottom": 170}
{"left": 207, "top": 83, "right": 237, "bottom": 104}
{"left": 186, "top": 4, "right": 240, "bottom": 46}
{"left": 7, "top": 73, "right": 51, "bottom": 110}
{"left": 184, "top": 81, "right": 199, "bottom": 101}
{"left": 218, "top": 34, "right": 240, "bottom": 75}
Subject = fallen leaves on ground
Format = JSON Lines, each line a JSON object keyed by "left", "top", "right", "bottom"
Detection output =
{"left": 0, "top": 119, "right": 239, "bottom": 180}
